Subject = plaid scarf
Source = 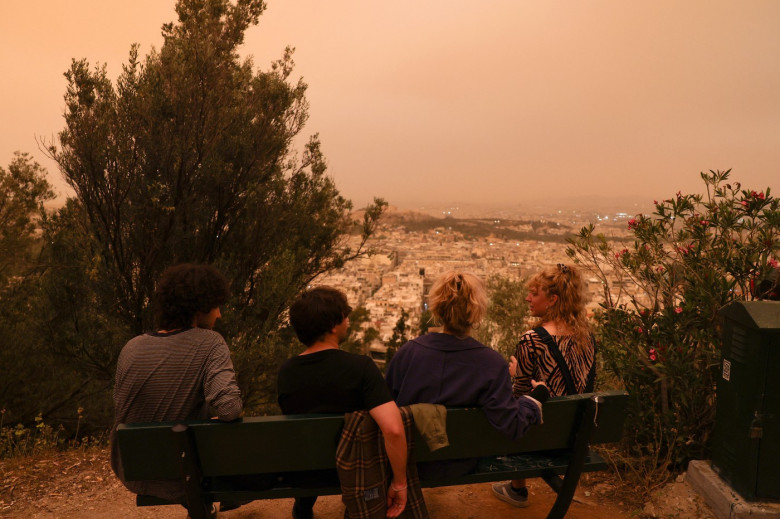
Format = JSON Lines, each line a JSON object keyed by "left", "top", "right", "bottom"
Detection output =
{"left": 336, "top": 406, "right": 428, "bottom": 519}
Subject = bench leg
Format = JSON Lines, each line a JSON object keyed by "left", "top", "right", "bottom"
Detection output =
{"left": 541, "top": 471, "right": 563, "bottom": 494}
{"left": 172, "top": 424, "right": 212, "bottom": 519}
{"left": 543, "top": 396, "right": 600, "bottom": 519}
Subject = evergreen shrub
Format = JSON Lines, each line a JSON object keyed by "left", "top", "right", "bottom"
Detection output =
{"left": 567, "top": 170, "right": 779, "bottom": 485}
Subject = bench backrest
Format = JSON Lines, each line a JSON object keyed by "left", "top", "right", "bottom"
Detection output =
{"left": 118, "top": 390, "right": 627, "bottom": 482}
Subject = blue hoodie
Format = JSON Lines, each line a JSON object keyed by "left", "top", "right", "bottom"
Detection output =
{"left": 385, "top": 332, "right": 541, "bottom": 442}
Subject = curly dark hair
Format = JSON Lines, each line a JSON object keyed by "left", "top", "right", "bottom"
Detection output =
{"left": 154, "top": 264, "right": 230, "bottom": 330}
{"left": 289, "top": 286, "right": 351, "bottom": 347}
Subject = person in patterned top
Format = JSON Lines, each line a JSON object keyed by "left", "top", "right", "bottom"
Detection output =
{"left": 493, "top": 263, "right": 596, "bottom": 508}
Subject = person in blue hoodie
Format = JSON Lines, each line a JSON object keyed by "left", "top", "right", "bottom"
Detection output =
{"left": 385, "top": 270, "right": 548, "bottom": 480}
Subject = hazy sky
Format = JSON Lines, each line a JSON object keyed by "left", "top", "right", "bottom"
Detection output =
{"left": 2, "top": 1, "right": 778, "bottom": 210}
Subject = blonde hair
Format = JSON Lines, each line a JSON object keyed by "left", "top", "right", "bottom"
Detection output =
{"left": 428, "top": 271, "right": 487, "bottom": 336}
{"left": 528, "top": 264, "right": 591, "bottom": 350}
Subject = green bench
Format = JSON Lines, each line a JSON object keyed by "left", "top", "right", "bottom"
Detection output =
{"left": 117, "top": 390, "right": 627, "bottom": 519}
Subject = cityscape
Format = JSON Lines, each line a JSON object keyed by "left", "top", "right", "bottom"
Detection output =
{"left": 317, "top": 205, "right": 640, "bottom": 363}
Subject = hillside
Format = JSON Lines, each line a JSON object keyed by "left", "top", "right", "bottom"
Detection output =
{"left": 354, "top": 206, "right": 576, "bottom": 243}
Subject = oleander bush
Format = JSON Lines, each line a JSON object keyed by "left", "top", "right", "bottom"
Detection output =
{"left": 567, "top": 170, "right": 779, "bottom": 485}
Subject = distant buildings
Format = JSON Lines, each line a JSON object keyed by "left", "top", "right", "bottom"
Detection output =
{"left": 316, "top": 210, "right": 643, "bottom": 363}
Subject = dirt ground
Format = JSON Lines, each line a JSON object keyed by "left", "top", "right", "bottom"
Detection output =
{"left": 0, "top": 447, "right": 715, "bottom": 518}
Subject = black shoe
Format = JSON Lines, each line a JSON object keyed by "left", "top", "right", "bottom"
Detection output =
{"left": 219, "top": 500, "right": 250, "bottom": 512}
{"left": 292, "top": 504, "right": 314, "bottom": 519}
{"left": 186, "top": 503, "right": 219, "bottom": 518}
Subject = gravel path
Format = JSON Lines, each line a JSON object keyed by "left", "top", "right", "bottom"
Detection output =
{"left": 0, "top": 447, "right": 713, "bottom": 518}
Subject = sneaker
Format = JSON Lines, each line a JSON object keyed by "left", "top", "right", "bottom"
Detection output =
{"left": 492, "top": 481, "right": 529, "bottom": 508}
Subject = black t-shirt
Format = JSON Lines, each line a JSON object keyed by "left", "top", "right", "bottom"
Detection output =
{"left": 277, "top": 349, "right": 393, "bottom": 414}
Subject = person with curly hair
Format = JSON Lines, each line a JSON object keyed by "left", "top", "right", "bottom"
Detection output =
{"left": 111, "top": 264, "right": 242, "bottom": 516}
{"left": 492, "top": 263, "right": 596, "bottom": 508}
{"left": 386, "top": 270, "right": 548, "bottom": 480}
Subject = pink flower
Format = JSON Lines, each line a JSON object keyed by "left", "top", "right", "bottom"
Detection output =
{"left": 656, "top": 266, "right": 665, "bottom": 273}
{"left": 674, "top": 307, "right": 683, "bottom": 314}
{"left": 758, "top": 191, "right": 766, "bottom": 199}
{"left": 640, "top": 309, "right": 648, "bottom": 316}
{"left": 649, "top": 348, "right": 657, "bottom": 361}
{"left": 741, "top": 200, "right": 749, "bottom": 206}
{"left": 700, "top": 220, "right": 709, "bottom": 226}
{"left": 636, "top": 327, "right": 644, "bottom": 333}
{"left": 628, "top": 218, "right": 638, "bottom": 229}
{"left": 769, "top": 258, "right": 779, "bottom": 268}
{"left": 615, "top": 248, "right": 629, "bottom": 259}
{"left": 653, "top": 200, "right": 658, "bottom": 205}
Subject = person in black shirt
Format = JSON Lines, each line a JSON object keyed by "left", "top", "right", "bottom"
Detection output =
{"left": 277, "top": 287, "right": 408, "bottom": 519}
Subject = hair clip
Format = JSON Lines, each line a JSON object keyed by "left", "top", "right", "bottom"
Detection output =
{"left": 557, "top": 263, "right": 570, "bottom": 274}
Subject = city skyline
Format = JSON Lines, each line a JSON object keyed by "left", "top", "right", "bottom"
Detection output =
{"left": 2, "top": 0, "right": 778, "bottom": 210}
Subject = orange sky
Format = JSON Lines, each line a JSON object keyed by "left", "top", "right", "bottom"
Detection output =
{"left": 2, "top": 1, "right": 778, "bottom": 210}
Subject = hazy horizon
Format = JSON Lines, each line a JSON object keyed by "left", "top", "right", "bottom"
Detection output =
{"left": 3, "top": 1, "right": 778, "bottom": 210}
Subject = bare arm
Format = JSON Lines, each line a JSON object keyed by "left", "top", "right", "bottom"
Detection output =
{"left": 369, "top": 401, "right": 407, "bottom": 518}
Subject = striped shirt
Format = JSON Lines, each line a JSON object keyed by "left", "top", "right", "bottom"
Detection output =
{"left": 110, "top": 327, "right": 242, "bottom": 502}
{"left": 512, "top": 330, "right": 595, "bottom": 398}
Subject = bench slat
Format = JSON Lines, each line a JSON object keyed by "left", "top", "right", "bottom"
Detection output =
{"left": 416, "top": 391, "right": 626, "bottom": 461}
{"left": 132, "top": 449, "right": 604, "bottom": 503}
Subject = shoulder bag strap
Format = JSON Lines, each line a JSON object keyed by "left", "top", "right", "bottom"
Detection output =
{"left": 533, "top": 326, "right": 578, "bottom": 396}
{"left": 584, "top": 334, "right": 597, "bottom": 393}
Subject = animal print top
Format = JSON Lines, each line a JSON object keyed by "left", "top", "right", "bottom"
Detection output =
{"left": 511, "top": 329, "right": 596, "bottom": 398}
